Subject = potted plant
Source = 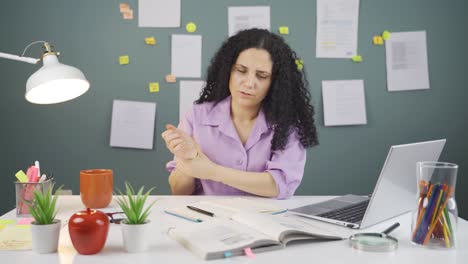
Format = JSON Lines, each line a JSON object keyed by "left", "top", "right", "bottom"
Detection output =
{"left": 115, "top": 182, "right": 156, "bottom": 253}
{"left": 25, "top": 183, "right": 63, "bottom": 254}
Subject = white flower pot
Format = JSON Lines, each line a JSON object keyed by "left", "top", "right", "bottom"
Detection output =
{"left": 121, "top": 220, "right": 151, "bottom": 253}
{"left": 30, "top": 219, "right": 61, "bottom": 254}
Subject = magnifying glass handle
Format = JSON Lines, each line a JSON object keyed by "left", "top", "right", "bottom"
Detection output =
{"left": 382, "top": 222, "right": 400, "bottom": 235}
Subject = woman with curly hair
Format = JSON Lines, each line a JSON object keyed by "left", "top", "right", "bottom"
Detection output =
{"left": 162, "top": 28, "right": 318, "bottom": 199}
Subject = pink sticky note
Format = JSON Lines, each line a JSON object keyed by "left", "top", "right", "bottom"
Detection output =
{"left": 17, "top": 218, "right": 34, "bottom": 225}
{"left": 243, "top": 248, "right": 256, "bottom": 259}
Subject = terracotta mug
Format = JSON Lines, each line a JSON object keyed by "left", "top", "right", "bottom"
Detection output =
{"left": 80, "top": 169, "right": 113, "bottom": 208}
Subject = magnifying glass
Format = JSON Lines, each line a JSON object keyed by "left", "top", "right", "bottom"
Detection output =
{"left": 349, "top": 222, "right": 400, "bottom": 252}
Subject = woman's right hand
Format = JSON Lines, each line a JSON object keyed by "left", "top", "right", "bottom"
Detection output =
{"left": 161, "top": 124, "right": 199, "bottom": 160}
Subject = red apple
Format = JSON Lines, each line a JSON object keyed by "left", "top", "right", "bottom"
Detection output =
{"left": 68, "top": 208, "right": 109, "bottom": 254}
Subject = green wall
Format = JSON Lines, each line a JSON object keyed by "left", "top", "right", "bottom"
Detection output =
{"left": 1, "top": 0, "right": 467, "bottom": 218}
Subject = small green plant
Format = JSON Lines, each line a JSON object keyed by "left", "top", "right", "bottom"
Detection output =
{"left": 25, "top": 184, "right": 62, "bottom": 225}
{"left": 115, "top": 182, "right": 156, "bottom": 225}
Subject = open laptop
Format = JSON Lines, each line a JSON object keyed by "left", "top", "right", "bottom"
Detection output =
{"left": 289, "top": 139, "right": 446, "bottom": 229}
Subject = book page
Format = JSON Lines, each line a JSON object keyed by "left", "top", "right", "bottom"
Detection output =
{"left": 231, "top": 212, "right": 346, "bottom": 243}
{"left": 168, "top": 219, "right": 279, "bottom": 260}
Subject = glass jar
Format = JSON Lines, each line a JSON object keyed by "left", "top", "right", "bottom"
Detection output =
{"left": 411, "top": 162, "right": 458, "bottom": 249}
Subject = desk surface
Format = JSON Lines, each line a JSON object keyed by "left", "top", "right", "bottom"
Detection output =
{"left": 1, "top": 195, "right": 467, "bottom": 264}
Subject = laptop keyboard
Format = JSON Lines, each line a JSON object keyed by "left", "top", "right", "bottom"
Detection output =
{"left": 317, "top": 199, "right": 370, "bottom": 224}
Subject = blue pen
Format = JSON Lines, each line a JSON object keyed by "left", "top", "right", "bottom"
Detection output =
{"left": 164, "top": 210, "right": 202, "bottom": 223}
{"left": 271, "top": 209, "right": 288, "bottom": 215}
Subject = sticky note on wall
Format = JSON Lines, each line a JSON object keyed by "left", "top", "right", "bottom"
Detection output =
{"left": 119, "top": 55, "right": 129, "bottom": 65}
{"left": 295, "top": 59, "right": 304, "bottom": 70}
{"left": 351, "top": 55, "right": 363, "bottom": 62}
{"left": 186, "top": 22, "right": 197, "bottom": 33}
{"left": 145, "top": 37, "right": 156, "bottom": 45}
{"left": 382, "top": 30, "right": 391, "bottom": 40}
{"left": 149, "top": 82, "right": 160, "bottom": 93}
{"left": 279, "top": 26, "right": 289, "bottom": 35}
{"left": 119, "top": 3, "right": 130, "bottom": 13}
{"left": 373, "top": 36, "right": 384, "bottom": 45}
{"left": 165, "top": 74, "right": 177, "bottom": 83}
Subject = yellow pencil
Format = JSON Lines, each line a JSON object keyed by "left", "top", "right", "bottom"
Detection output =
{"left": 442, "top": 217, "right": 450, "bottom": 248}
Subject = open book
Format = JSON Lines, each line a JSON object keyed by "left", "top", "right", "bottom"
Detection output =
{"left": 168, "top": 211, "right": 346, "bottom": 260}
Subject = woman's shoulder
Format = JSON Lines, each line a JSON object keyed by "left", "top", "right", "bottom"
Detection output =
{"left": 183, "top": 101, "right": 217, "bottom": 124}
{"left": 184, "top": 97, "right": 231, "bottom": 125}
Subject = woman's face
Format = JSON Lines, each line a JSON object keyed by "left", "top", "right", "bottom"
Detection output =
{"left": 229, "top": 48, "right": 273, "bottom": 109}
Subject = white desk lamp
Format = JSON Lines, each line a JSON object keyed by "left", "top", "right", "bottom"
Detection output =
{"left": 0, "top": 41, "right": 90, "bottom": 104}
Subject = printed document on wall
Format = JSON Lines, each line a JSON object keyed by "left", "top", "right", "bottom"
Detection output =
{"left": 110, "top": 100, "right": 156, "bottom": 150}
{"left": 171, "top": 34, "right": 202, "bottom": 78}
{"left": 138, "top": 0, "right": 180, "bottom": 27}
{"left": 322, "top": 80, "right": 367, "bottom": 126}
{"left": 316, "top": 0, "right": 360, "bottom": 58}
{"left": 228, "top": 6, "right": 270, "bottom": 36}
{"left": 179, "top": 80, "right": 205, "bottom": 122}
{"left": 385, "top": 31, "right": 430, "bottom": 91}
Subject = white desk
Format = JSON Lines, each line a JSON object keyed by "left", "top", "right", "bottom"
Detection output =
{"left": 1, "top": 195, "right": 467, "bottom": 263}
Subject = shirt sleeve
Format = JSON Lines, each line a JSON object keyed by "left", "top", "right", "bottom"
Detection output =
{"left": 165, "top": 108, "right": 195, "bottom": 172}
{"left": 165, "top": 107, "right": 203, "bottom": 195}
{"left": 265, "top": 130, "right": 306, "bottom": 199}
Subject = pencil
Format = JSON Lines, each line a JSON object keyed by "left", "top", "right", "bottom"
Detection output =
{"left": 423, "top": 187, "right": 454, "bottom": 245}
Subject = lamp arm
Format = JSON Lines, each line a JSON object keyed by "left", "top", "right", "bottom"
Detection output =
{"left": 0, "top": 51, "right": 39, "bottom": 64}
{"left": 0, "top": 40, "right": 50, "bottom": 64}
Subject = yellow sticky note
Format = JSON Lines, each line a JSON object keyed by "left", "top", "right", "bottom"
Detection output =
{"left": 119, "top": 55, "right": 129, "bottom": 65}
{"left": 186, "top": 22, "right": 197, "bottom": 33}
{"left": 165, "top": 74, "right": 177, "bottom": 83}
{"left": 373, "top": 36, "right": 384, "bottom": 45}
{"left": 278, "top": 26, "right": 289, "bottom": 35}
{"left": 382, "top": 30, "right": 391, "bottom": 40}
{"left": 149, "top": 82, "right": 160, "bottom": 93}
{"left": 351, "top": 55, "right": 363, "bottom": 62}
{"left": 0, "top": 219, "right": 16, "bottom": 225}
{"left": 0, "top": 225, "right": 32, "bottom": 250}
{"left": 15, "top": 170, "right": 28, "bottom": 183}
{"left": 145, "top": 37, "right": 156, "bottom": 45}
{"left": 295, "top": 59, "right": 304, "bottom": 70}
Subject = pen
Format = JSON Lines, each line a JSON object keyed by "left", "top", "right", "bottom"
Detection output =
{"left": 382, "top": 222, "right": 400, "bottom": 235}
{"left": 164, "top": 210, "right": 202, "bottom": 223}
{"left": 187, "top": 205, "right": 215, "bottom": 217}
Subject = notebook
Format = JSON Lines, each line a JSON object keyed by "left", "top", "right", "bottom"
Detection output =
{"left": 168, "top": 211, "right": 346, "bottom": 260}
{"left": 289, "top": 139, "right": 446, "bottom": 229}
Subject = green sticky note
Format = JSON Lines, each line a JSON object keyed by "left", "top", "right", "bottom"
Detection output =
{"left": 186, "top": 22, "right": 197, "bottom": 33}
{"left": 15, "top": 170, "right": 28, "bottom": 182}
{"left": 295, "top": 59, "right": 304, "bottom": 70}
{"left": 149, "top": 82, "right": 160, "bottom": 93}
{"left": 351, "top": 55, "right": 363, "bottom": 62}
{"left": 279, "top": 26, "right": 289, "bottom": 35}
{"left": 382, "top": 30, "right": 391, "bottom": 40}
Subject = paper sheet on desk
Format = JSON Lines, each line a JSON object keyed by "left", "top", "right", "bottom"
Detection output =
{"left": 192, "top": 197, "right": 287, "bottom": 218}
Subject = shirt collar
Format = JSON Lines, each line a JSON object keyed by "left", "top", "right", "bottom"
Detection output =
{"left": 200, "top": 96, "right": 271, "bottom": 147}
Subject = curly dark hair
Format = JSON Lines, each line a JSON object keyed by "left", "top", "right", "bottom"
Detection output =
{"left": 196, "top": 28, "right": 318, "bottom": 151}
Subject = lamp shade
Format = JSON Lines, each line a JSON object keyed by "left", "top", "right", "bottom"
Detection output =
{"left": 25, "top": 54, "right": 89, "bottom": 104}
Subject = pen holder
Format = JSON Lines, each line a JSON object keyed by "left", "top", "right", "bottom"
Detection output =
{"left": 411, "top": 162, "right": 458, "bottom": 249}
{"left": 15, "top": 179, "right": 53, "bottom": 217}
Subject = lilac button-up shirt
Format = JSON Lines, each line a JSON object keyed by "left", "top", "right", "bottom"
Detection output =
{"left": 166, "top": 96, "right": 306, "bottom": 199}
